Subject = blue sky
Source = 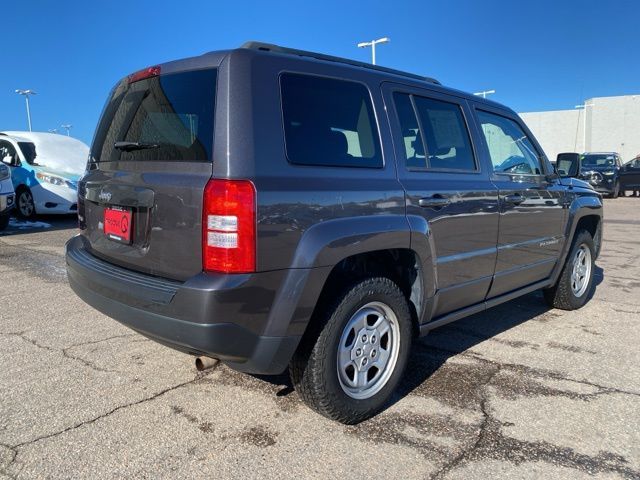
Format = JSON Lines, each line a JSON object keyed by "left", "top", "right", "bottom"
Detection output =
{"left": 2, "top": 0, "right": 639, "bottom": 145}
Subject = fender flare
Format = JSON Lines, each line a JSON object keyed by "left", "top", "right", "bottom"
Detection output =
{"left": 550, "top": 193, "right": 603, "bottom": 285}
{"left": 262, "top": 215, "right": 415, "bottom": 337}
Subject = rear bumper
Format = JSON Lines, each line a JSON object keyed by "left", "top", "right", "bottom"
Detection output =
{"left": 65, "top": 235, "right": 299, "bottom": 374}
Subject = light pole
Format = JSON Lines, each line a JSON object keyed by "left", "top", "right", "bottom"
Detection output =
{"left": 473, "top": 89, "right": 496, "bottom": 98}
{"left": 48, "top": 129, "right": 58, "bottom": 134}
{"left": 575, "top": 102, "right": 593, "bottom": 152}
{"left": 15, "top": 89, "right": 37, "bottom": 132}
{"left": 61, "top": 124, "right": 72, "bottom": 136}
{"left": 357, "top": 37, "right": 390, "bottom": 65}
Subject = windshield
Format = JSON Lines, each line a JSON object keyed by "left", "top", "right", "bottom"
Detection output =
{"left": 581, "top": 154, "right": 616, "bottom": 167}
{"left": 91, "top": 68, "right": 217, "bottom": 162}
{"left": 18, "top": 142, "right": 38, "bottom": 165}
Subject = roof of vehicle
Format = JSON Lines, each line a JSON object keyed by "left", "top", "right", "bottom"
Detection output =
{"left": 582, "top": 152, "right": 619, "bottom": 155}
{"left": 0, "top": 131, "right": 89, "bottom": 174}
{"left": 1, "top": 131, "right": 85, "bottom": 145}
{"left": 240, "top": 41, "right": 442, "bottom": 84}
{"left": 194, "top": 42, "right": 514, "bottom": 114}
{"left": 238, "top": 42, "right": 510, "bottom": 110}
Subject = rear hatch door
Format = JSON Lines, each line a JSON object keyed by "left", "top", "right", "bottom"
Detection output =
{"left": 79, "top": 67, "right": 217, "bottom": 281}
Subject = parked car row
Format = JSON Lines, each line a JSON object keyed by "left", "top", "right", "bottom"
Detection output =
{"left": 556, "top": 151, "right": 640, "bottom": 197}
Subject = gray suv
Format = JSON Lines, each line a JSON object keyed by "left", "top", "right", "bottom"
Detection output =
{"left": 66, "top": 42, "right": 603, "bottom": 424}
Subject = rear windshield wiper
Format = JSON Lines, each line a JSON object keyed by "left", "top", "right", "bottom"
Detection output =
{"left": 114, "top": 141, "right": 160, "bottom": 152}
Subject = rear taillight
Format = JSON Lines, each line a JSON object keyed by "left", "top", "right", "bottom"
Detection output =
{"left": 128, "top": 65, "right": 161, "bottom": 84}
{"left": 202, "top": 179, "right": 256, "bottom": 273}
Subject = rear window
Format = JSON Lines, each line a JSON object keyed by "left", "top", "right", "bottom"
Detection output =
{"left": 280, "top": 73, "right": 382, "bottom": 168}
{"left": 92, "top": 69, "right": 217, "bottom": 162}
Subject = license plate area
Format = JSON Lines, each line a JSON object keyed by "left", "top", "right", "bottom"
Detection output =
{"left": 104, "top": 207, "right": 133, "bottom": 244}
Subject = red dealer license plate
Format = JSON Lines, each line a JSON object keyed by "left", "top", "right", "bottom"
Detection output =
{"left": 104, "top": 207, "right": 132, "bottom": 244}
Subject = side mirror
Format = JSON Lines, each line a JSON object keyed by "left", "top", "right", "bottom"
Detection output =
{"left": 556, "top": 153, "right": 580, "bottom": 178}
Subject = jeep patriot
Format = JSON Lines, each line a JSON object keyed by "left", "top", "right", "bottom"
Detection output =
{"left": 66, "top": 42, "right": 603, "bottom": 424}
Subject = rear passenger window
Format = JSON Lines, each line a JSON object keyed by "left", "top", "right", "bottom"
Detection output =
{"left": 281, "top": 73, "right": 382, "bottom": 168}
{"left": 393, "top": 93, "right": 476, "bottom": 171}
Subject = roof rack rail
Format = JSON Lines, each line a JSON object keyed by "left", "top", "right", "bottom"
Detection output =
{"left": 240, "top": 41, "right": 440, "bottom": 85}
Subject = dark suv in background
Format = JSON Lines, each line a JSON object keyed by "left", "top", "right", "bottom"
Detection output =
{"left": 66, "top": 42, "right": 603, "bottom": 424}
{"left": 557, "top": 152, "right": 623, "bottom": 198}
{"left": 620, "top": 156, "right": 640, "bottom": 195}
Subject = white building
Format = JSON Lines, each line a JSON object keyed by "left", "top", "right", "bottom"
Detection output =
{"left": 519, "top": 94, "right": 640, "bottom": 163}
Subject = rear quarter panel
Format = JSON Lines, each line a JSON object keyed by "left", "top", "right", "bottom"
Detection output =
{"left": 216, "top": 49, "right": 409, "bottom": 272}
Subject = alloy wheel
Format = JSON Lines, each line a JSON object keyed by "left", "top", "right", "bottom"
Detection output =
{"left": 337, "top": 301, "right": 401, "bottom": 400}
{"left": 571, "top": 244, "right": 592, "bottom": 297}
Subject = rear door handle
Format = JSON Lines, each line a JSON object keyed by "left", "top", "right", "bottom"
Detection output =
{"left": 418, "top": 195, "right": 451, "bottom": 208}
{"left": 503, "top": 194, "right": 524, "bottom": 205}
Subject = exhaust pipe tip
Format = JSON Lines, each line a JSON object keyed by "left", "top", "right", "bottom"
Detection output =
{"left": 195, "top": 356, "right": 220, "bottom": 372}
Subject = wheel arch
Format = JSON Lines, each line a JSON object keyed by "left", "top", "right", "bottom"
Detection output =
{"left": 550, "top": 194, "right": 603, "bottom": 285}
{"left": 299, "top": 248, "right": 426, "bottom": 339}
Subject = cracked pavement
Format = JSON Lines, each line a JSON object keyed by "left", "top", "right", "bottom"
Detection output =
{"left": 1, "top": 201, "right": 639, "bottom": 479}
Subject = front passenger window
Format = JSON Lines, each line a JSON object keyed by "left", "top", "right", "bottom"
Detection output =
{"left": 477, "top": 111, "right": 542, "bottom": 175}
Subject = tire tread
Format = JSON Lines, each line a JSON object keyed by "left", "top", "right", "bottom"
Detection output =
{"left": 290, "top": 277, "right": 411, "bottom": 424}
{"left": 543, "top": 230, "right": 595, "bottom": 310}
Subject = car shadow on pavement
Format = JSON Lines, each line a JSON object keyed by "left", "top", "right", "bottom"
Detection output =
{"left": 0, "top": 214, "right": 78, "bottom": 236}
{"left": 255, "top": 265, "right": 605, "bottom": 414}
{"left": 395, "top": 264, "right": 604, "bottom": 407}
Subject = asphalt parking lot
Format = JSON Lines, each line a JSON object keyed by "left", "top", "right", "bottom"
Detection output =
{"left": 1, "top": 200, "right": 639, "bottom": 479}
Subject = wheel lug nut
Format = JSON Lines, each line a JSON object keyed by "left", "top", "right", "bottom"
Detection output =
{"left": 356, "top": 348, "right": 362, "bottom": 356}
{"left": 371, "top": 336, "right": 376, "bottom": 344}
{"left": 362, "top": 358, "right": 368, "bottom": 366}
{"left": 371, "top": 350, "right": 376, "bottom": 358}
{"left": 362, "top": 335, "right": 367, "bottom": 342}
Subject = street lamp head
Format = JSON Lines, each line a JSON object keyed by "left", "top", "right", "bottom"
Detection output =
{"left": 473, "top": 90, "right": 496, "bottom": 97}
{"left": 357, "top": 37, "right": 390, "bottom": 65}
{"left": 15, "top": 89, "right": 36, "bottom": 96}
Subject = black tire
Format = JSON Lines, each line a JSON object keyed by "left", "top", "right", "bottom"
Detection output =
{"left": 290, "top": 277, "right": 413, "bottom": 424}
{"left": 611, "top": 181, "right": 620, "bottom": 199}
{"left": 0, "top": 213, "right": 9, "bottom": 231}
{"left": 16, "top": 187, "right": 36, "bottom": 220}
{"left": 543, "top": 230, "right": 596, "bottom": 310}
